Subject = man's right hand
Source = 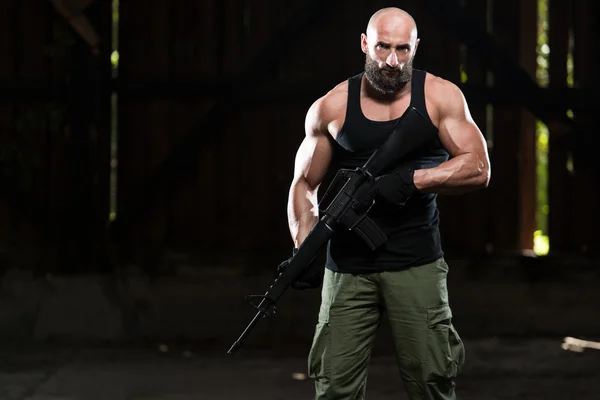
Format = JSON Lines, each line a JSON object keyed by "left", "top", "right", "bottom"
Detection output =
{"left": 277, "top": 248, "right": 324, "bottom": 290}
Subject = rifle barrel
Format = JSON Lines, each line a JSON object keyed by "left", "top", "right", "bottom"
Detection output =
{"left": 227, "top": 305, "right": 267, "bottom": 355}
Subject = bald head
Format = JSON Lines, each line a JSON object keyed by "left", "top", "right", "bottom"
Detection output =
{"left": 361, "top": 8, "right": 419, "bottom": 95}
{"left": 366, "top": 8, "right": 418, "bottom": 45}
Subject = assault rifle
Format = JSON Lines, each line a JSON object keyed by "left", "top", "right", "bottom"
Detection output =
{"left": 227, "top": 107, "right": 438, "bottom": 355}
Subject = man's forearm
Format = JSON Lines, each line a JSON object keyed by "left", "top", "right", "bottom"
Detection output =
{"left": 414, "top": 153, "right": 490, "bottom": 195}
{"left": 287, "top": 181, "right": 319, "bottom": 248}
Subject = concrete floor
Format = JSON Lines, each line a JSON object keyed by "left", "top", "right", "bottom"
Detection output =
{"left": 0, "top": 338, "right": 598, "bottom": 400}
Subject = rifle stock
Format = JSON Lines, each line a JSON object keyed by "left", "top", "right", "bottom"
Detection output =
{"left": 227, "top": 107, "right": 438, "bottom": 355}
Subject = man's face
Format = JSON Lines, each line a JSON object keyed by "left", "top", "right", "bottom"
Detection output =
{"left": 361, "top": 18, "right": 418, "bottom": 95}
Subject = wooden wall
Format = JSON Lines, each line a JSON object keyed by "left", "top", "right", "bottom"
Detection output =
{"left": 548, "top": 0, "right": 599, "bottom": 254}
{"left": 0, "top": 0, "right": 112, "bottom": 272}
{"left": 0, "top": 0, "right": 598, "bottom": 273}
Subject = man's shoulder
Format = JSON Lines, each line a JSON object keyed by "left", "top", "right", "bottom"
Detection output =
{"left": 423, "top": 71, "right": 459, "bottom": 94}
{"left": 422, "top": 72, "right": 463, "bottom": 107}
{"left": 323, "top": 79, "right": 349, "bottom": 106}
{"left": 311, "top": 79, "right": 349, "bottom": 122}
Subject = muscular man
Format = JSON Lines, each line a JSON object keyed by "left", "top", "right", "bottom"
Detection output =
{"left": 285, "top": 7, "right": 490, "bottom": 400}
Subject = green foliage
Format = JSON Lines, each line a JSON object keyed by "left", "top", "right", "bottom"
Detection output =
{"left": 112, "top": 0, "right": 119, "bottom": 50}
{"left": 535, "top": 0, "right": 549, "bottom": 254}
{"left": 535, "top": 120, "right": 549, "bottom": 236}
{"left": 536, "top": 0, "right": 549, "bottom": 87}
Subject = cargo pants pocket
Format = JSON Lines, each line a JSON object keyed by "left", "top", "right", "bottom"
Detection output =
{"left": 426, "top": 304, "right": 465, "bottom": 381}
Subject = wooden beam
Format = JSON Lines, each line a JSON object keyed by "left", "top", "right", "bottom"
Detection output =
{"left": 547, "top": 0, "right": 573, "bottom": 253}
{"left": 570, "top": 0, "right": 599, "bottom": 252}
{"left": 490, "top": 0, "right": 523, "bottom": 252}
{"left": 518, "top": 0, "right": 538, "bottom": 251}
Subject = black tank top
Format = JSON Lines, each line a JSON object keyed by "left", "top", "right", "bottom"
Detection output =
{"left": 325, "top": 69, "right": 449, "bottom": 273}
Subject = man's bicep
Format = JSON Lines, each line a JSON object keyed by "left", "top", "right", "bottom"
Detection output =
{"left": 439, "top": 116, "right": 488, "bottom": 159}
{"left": 438, "top": 85, "right": 489, "bottom": 164}
{"left": 293, "top": 132, "right": 333, "bottom": 191}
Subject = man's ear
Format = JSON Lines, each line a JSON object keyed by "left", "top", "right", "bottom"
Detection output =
{"left": 361, "top": 33, "right": 368, "bottom": 54}
{"left": 413, "top": 38, "right": 420, "bottom": 56}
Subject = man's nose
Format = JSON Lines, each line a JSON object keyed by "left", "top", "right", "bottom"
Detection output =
{"left": 386, "top": 51, "right": 399, "bottom": 67}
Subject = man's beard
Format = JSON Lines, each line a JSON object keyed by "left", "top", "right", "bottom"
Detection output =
{"left": 364, "top": 55, "right": 413, "bottom": 95}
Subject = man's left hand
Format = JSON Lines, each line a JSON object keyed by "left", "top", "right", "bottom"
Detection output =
{"left": 372, "top": 169, "right": 417, "bottom": 207}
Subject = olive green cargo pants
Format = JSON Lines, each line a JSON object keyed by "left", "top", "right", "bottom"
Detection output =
{"left": 307, "top": 258, "right": 465, "bottom": 400}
